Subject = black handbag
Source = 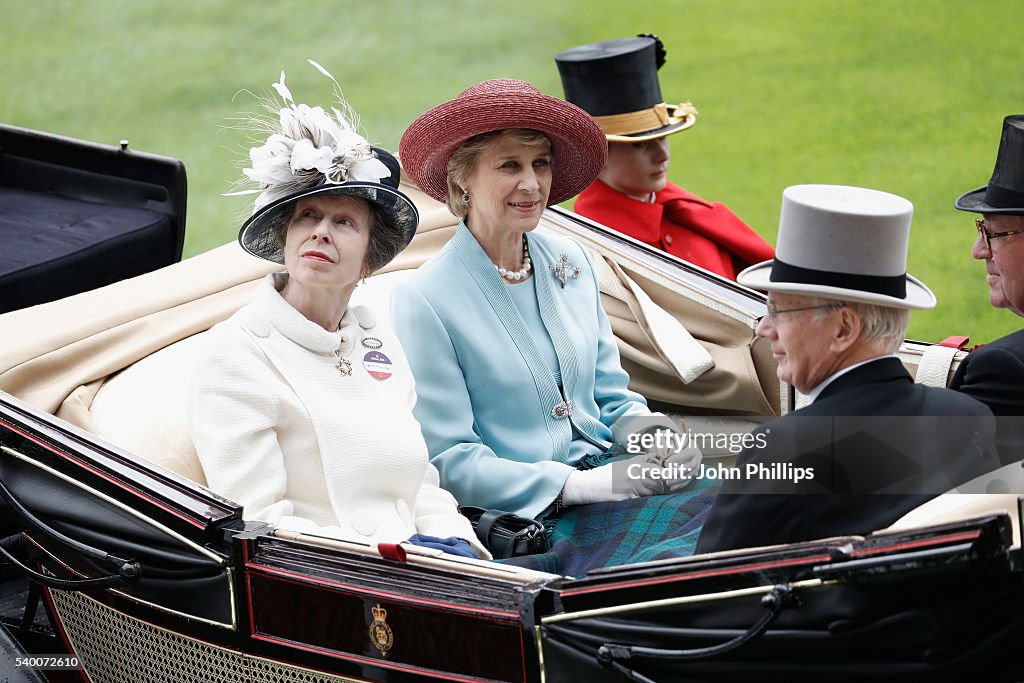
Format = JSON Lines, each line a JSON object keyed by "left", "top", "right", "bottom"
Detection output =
{"left": 458, "top": 506, "right": 550, "bottom": 559}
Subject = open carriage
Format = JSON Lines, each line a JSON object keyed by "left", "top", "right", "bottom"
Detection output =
{"left": 0, "top": 127, "right": 1021, "bottom": 682}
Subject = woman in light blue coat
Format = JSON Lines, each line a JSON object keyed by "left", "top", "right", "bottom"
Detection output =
{"left": 394, "top": 79, "right": 701, "bottom": 523}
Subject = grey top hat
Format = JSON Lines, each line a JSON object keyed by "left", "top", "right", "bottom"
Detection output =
{"left": 955, "top": 115, "right": 1024, "bottom": 214}
{"left": 738, "top": 185, "right": 936, "bottom": 310}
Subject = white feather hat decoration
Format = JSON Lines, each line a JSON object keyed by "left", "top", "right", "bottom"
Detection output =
{"left": 231, "top": 61, "right": 418, "bottom": 268}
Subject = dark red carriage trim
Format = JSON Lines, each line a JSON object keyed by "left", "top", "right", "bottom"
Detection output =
{"left": 245, "top": 562, "right": 522, "bottom": 620}
{"left": 559, "top": 526, "right": 996, "bottom": 598}
{"left": 244, "top": 567, "right": 531, "bottom": 683}
{"left": 0, "top": 417, "right": 202, "bottom": 528}
{"left": 559, "top": 553, "right": 834, "bottom": 597}
{"left": 849, "top": 529, "right": 981, "bottom": 557}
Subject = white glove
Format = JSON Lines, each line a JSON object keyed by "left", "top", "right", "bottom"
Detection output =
{"left": 561, "top": 431, "right": 702, "bottom": 506}
{"left": 561, "top": 464, "right": 633, "bottom": 506}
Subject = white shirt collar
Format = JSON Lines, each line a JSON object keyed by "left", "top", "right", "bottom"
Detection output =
{"left": 805, "top": 354, "right": 896, "bottom": 403}
{"left": 625, "top": 191, "right": 657, "bottom": 203}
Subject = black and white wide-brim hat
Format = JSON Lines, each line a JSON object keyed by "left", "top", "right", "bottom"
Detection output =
{"left": 232, "top": 62, "right": 418, "bottom": 271}
{"left": 238, "top": 146, "right": 418, "bottom": 271}
{"left": 738, "top": 184, "right": 936, "bottom": 310}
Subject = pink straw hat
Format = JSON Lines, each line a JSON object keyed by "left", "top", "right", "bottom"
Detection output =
{"left": 399, "top": 79, "right": 608, "bottom": 205}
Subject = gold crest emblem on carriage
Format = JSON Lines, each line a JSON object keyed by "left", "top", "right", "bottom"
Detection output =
{"left": 369, "top": 603, "right": 394, "bottom": 657}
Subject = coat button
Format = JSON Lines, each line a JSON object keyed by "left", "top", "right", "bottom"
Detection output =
{"left": 248, "top": 313, "right": 270, "bottom": 338}
{"left": 251, "top": 320, "right": 270, "bottom": 337}
{"left": 550, "top": 400, "right": 575, "bottom": 419}
{"left": 663, "top": 234, "right": 673, "bottom": 246}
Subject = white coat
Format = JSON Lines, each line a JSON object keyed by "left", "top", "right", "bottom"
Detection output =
{"left": 188, "top": 273, "right": 484, "bottom": 555}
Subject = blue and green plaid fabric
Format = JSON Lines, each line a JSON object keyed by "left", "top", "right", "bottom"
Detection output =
{"left": 502, "top": 450, "right": 720, "bottom": 576}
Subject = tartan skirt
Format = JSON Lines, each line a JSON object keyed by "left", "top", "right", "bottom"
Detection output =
{"left": 501, "top": 451, "right": 721, "bottom": 577}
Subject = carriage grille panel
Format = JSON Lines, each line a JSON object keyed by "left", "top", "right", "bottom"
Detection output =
{"left": 49, "top": 588, "right": 362, "bottom": 683}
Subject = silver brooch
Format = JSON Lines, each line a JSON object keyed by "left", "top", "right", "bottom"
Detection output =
{"left": 336, "top": 352, "right": 353, "bottom": 377}
{"left": 551, "top": 400, "right": 575, "bottom": 419}
{"left": 550, "top": 254, "right": 581, "bottom": 289}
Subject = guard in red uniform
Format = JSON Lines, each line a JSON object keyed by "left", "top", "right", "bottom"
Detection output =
{"left": 556, "top": 35, "right": 774, "bottom": 280}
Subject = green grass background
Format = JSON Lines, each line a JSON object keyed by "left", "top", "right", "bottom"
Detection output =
{"left": 3, "top": 0, "right": 1022, "bottom": 343}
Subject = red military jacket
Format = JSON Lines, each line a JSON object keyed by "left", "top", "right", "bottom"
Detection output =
{"left": 574, "top": 179, "right": 775, "bottom": 281}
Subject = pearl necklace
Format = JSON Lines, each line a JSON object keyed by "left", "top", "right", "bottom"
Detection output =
{"left": 495, "top": 236, "right": 532, "bottom": 282}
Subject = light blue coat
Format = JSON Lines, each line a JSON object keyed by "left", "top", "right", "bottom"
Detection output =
{"left": 391, "top": 224, "right": 655, "bottom": 518}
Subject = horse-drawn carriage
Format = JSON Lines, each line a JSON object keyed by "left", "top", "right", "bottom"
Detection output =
{"left": 0, "top": 126, "right": 1020, "bottom": 682}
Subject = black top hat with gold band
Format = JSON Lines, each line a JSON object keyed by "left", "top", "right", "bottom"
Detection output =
{"left": 555, "top": 35, "right": 696, "bottom": 142}
{"left": 955, "top": 115, "right": 1024, "bottom": 215}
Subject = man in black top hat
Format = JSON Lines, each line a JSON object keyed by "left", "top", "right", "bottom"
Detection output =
{"left": 950, "top": 115, "right": 1024, "bottom": 464}
{"left": 555, "top": 35, "right": 774, "bottom": 281}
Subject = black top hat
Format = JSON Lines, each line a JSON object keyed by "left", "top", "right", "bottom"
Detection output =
{"left": 555, "top": 35, "right": 697, "bottom": 142}
{"left": 955, "top": 115, "right": 1024, "bottom": 214}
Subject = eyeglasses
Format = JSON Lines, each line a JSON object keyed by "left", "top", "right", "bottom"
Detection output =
{"left": 761, "top": 303, "right": 842, "bottom": 323}
{"left": 976, "top": 217, "right": 1024, "bottom": 250}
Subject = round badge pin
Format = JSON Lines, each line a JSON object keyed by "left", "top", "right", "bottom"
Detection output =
{"left": 363, "top": 351, "right": 393, "bottom": 380}
{"left": 361, "top": 336, "right": 383, "bottom": 350}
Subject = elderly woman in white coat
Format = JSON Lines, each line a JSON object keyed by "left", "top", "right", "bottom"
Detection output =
{"left": 188, "top": 67, "right": 485, "bottom": 559}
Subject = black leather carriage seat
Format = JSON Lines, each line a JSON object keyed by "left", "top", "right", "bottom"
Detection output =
{"left": 0, "top": 124, "right": 186, "bottom": 314}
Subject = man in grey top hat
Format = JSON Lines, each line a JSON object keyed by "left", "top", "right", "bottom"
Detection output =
{"left": 949, "top": 115, "right": 1024, "bottom": 465}
{"left": 696, "top": 185, "right": 997, "bottom": 553}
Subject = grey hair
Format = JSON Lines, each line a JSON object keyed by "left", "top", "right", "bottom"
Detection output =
{"left": 273, "top": 198, "right": 396, "bottom": 275}
{"left": 363, "top": 206, "right": 402, "bottom": 273}
{"left": 853, "top": 302, "right": 910, "bottom": 352}
{"left": 445, "top": 129, "right": 553, "bottom": 217}
{"left": 271, "top": 213, "right": 291, "bottom": 252}
{"left": 803, "top": 296, "right": 909, "bottom": 353}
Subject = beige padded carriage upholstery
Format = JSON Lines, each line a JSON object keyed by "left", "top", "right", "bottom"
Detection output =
{"left": 89, "top": 332, "right": 210, "bottom": 485}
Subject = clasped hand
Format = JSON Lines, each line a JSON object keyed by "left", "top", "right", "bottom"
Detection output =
{"left": 625, "top": 429, "right": 702, "bottom": 495}
{"left": 561, "top": 429, "right": 702, "bottom": 506}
